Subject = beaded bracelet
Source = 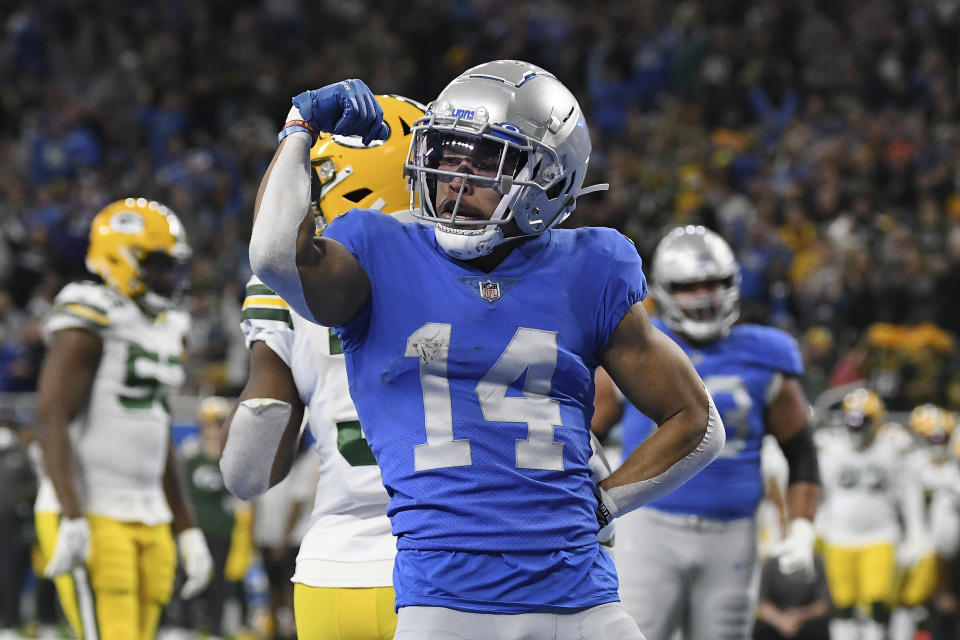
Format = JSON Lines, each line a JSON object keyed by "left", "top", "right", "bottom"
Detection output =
{"left": 277, "top": 119, "right": 317, "bottom": 143}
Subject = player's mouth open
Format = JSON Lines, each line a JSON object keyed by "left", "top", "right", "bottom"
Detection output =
{"left": 439, "top": 201, "right": 484, "bottom": 223}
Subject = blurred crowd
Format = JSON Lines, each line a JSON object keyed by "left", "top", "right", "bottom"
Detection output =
{"left": 2, "top": 0, "right": 960, "bottom": 410}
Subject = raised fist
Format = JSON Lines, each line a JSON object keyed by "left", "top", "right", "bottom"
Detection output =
{"left": 289, "top": 79, "right": 388, "bottom": 144}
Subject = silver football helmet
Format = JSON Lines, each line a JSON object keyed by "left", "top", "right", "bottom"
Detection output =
{"left": 405, "top": 59, "right": 607, "bottom": 259}
{"left": 651, "top": 226, "right": 741, "bottom": 342}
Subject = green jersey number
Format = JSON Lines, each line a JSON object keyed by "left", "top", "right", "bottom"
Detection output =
{"left": 119, "top": 345, "right": 180, "bottom": 409}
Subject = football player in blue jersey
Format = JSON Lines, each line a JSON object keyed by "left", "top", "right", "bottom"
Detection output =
{"left": 248, "top": 62, "right": 726, "bottom": 639}
{"left": 606, "top": 226, "right": 822, "bottom": 640}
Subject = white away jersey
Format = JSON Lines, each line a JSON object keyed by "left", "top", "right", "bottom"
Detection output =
{"left": 35, "top": 281, "right": 188, "bottom": 524}
{"left": 906, "top": 447, "right": 960, "bottom": 556}
{"left": 241, "top": 276, "right": 394, "bottom": 587}
{"left": 815, "top": 425, "right": 916, "bottom": 546}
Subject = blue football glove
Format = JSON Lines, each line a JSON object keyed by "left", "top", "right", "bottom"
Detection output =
{"left": 291, "top": 79, "right": 389, "bottom": 144}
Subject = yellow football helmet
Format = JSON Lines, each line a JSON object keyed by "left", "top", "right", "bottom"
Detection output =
{"left": 909, "top": 403, "right": 957, "bottom": 461}
{"left": 198, "top": 395, "right": 230, "bottom": 424}
{"left": 310, "top": 94, "right": 426, "bottom": 228}
{"left": 86, "top": 197, "right": 191, "bottom": 310}
{"left": 841, "top": 389, "right": 886, "bottom": 450}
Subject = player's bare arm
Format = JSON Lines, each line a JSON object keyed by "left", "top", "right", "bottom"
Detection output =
{"left": 597, "top": 302, "right": 724, "bottom": 513}
{"left": 250, "top": 80, "right": 387, "bottom": 327}
{"left": 767, "top": 377, "right": 820, "bottom": 521}
{"left": 36, "top": 328, "right": 102, "bottom": 519}
{"left": 590, "top": 366, "right": 622, "bottom": 442}
{"left": 221, "top": 341, "right": 306, "bottom": 498}
{"left": 162, "top": 429, "right": 198, "bottom": 535}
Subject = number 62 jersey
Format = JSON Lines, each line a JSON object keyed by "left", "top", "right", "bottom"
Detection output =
{"left": 35, "top": 280, "right": 188, "bottom": 525}
{"left": 240, "top": 276, "right": 396, "bottom": 588}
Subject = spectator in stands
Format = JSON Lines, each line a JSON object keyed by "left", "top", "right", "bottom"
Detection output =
{"left": 0, "top": 411, "right": 37, "bottom": 634}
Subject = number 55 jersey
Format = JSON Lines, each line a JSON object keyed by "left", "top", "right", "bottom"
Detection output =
{"left": 35, "top": 280, "right": 188, "bottom": 524}
{"left": 323, "top": 210, "right": 646, "bottom": 613}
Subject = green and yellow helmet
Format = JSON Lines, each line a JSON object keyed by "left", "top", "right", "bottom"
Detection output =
{"left": 198, "top": 396, "right": 230, "bottom": 424}
{"left": 909, "top": 403, "right": 957, "bottom": 461}
{"left": 841, "top": 389, "right": 885, "bottom": 450}
{"left": 310, "top": 94, "right": 426, "bottom": 229}
{"left": 86, "top": 197, "right": 190, "bottom": 310}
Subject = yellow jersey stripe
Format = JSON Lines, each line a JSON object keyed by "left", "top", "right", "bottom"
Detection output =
{"left": 242, "top": 295, "right": 289, "bottom": 311}
{"left": 60, "top": 303, "right": 111, "bottom": 327}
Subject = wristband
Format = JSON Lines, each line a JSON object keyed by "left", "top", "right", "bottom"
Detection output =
{"left": 278, "top": 119, "right": 317, "bottom": 143}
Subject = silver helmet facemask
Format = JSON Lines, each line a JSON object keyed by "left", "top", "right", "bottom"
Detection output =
{"left": 404, "top": 60, "right": 607, "bottom": 259}
{"left": 651, "top": 226, "right": 741, "bottom": 343}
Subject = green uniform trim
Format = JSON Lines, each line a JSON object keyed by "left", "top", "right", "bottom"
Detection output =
{"left": 241, "top": 307, "right": 293, "bottom": 329}
{"left": 245, "top": 283, "right": 276, "bottom": 297}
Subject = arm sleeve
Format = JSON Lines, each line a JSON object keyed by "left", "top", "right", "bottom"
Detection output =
{"left": 248, "top": 132, "right": 316, "bottom": 322}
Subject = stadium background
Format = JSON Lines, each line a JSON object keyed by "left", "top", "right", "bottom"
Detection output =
{"left": 1, "top": 0, "right": 959, "bottom": 637}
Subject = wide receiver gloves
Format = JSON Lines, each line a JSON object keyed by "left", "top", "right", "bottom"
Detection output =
{"left": 279, "top": 79, "right": 389, "bottom": 145}
{"left": 44, "top": 517, "right": 91, "bottom": 578}
{"left": 771, "top": 517, "right": 817, "bottom": 581}
{"left": 45, "top": 517, "right": 213, "bottom": 600}
{"left": 177, "top": 527, "right": 215, "bottom": 599}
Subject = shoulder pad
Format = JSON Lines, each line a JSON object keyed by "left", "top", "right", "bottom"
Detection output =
{"left": 729, "top": 324, "right": 803, "bottom": 375}
{"left": 814, "top": 426, "right": 843, "bottom": 449}
{"left": 163, "top": 309, "right": 191, "bottom": 337}
{"left": 878, "top": 421, "right": 914, "bottom": 452}
{"left": 47, "top": 281, "right": 119, "bottom": 335}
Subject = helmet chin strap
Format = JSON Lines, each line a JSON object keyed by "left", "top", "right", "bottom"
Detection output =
{"left": 435, "top": 224, "right": 506, "bottom": 260}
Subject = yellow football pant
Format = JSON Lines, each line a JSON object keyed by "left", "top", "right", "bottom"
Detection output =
{"left": 294, "top": 583, "right": 397, "bottom": 640}
{"left": 35, "top": 512, "right": 176, "bottom": 640}
{"left": 896, "top": 552, "right": 938, "bottom": 607}
{"left": 822, "top": 542, "right": 896, "bottom": 610}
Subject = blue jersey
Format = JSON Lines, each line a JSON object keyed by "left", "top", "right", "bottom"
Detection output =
{"left": 324, "top": 210, "right": 645, "bottom": 612}
{"left": 621, "top": 320, "right": 802, "bottom": 521}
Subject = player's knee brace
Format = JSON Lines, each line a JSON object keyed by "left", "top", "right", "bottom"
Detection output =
{"left": 869, "top": 601, "right": 891, "bottom": 624}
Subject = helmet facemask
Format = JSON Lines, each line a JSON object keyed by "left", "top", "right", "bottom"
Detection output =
{"left": 844, "top": 411, "right": 878, "bottom": 450}
{"left": 138, "top": 247, "right": 191, "bottom": 315}
{"left": 841, "top": 389, "right": 885, "bottom": 451}
{"left": 654, "top": 276, "right": 740, "bottom": 343}
{"left": 909, "top": 404, "right": 957, "bottom": 463}
{"left": 409, "top": 126, "right": 530, "bottom": 259}
{"left": 404, "top": 60, "right": 604, "bottom": 260}
{"left": 651, "top": 226, "right": 741, "bottom": 343}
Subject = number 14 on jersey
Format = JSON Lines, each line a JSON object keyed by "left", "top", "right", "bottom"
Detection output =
{"left": 406, "top": 322, "right": 565, "bottom": 472}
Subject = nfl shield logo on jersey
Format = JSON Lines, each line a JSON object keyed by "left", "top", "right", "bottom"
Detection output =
{"left": 479, "top": 280, "right": 501, "bottom": 302}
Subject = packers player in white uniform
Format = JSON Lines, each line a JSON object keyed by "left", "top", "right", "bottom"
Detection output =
{"left": 220, "top": 95, "right": 426, "bottom": 640}
{"left": 815, "top": 389, "right": 925, "bottom": 640}
{"left": 895, "top": 404, "right": 960, "bottom": 640}
{"left": 34, "top": 198, "right": 214, "bottom": 640}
